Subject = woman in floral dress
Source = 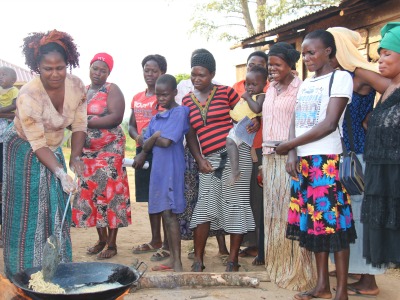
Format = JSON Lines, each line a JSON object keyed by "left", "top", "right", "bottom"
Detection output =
{"left": 72, "top": 53, "right": 131, "bottom": 259}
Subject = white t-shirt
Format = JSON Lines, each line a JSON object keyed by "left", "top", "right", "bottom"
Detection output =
{"left": 295, "top": 71, "right": 353, "bottom": 156}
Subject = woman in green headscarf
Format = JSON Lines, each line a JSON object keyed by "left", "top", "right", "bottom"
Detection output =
{"left": 362, "top": 22, "right": 400, "bottom": 270}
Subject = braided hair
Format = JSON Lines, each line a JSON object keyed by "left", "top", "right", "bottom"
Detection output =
{"left": 21, "top": 30, "right": 80, "bottom": 74}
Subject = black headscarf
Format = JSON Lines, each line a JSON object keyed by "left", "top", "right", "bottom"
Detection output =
{"left": 191, "top": 52, "right": 216, "bottom": 73}
{"left": 268, "top": 42, "right": 300, "bottom": 68}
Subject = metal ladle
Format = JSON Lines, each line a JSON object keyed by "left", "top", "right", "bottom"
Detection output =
{"left": 42, "top": 176, "right": 76, "bottom": 281}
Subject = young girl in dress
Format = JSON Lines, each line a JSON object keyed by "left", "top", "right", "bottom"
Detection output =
{"left": 276, "top": 29, "right": 357, "bottom": 300}
{"left": 133, "top": 74, "right": 190, "bottom": 272}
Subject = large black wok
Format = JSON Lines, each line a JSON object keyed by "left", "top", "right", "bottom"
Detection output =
{"left": 12, "top": 262, "right": 147, "bottom": 300}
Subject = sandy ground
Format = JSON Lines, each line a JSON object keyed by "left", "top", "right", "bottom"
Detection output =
{"left": 1, "top": 167, "right": 400, "bottom": 299}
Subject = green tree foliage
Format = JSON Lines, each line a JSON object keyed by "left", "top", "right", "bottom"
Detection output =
{"left": 190, "top": 0, "right": 339, "bottom": 42}
{"left": 175, "top": 73, "right": 191, "bottom": 84}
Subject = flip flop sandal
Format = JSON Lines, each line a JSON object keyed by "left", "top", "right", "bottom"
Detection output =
{"left": 225, "top": 261, "right": 241, "bottom": 272}
{"left": 252, "top": 256, "right": 265, "bottom": 266}
{"left": 187, "top": 249, "right": 194, "bottom": 259}
{"left": 132, "top": 243, "right": 157, "bottom": 254}
{"left": 86, "top": 241, "right": 107, "bottom": 255}
{"left": 238, "top": 247, "right": 257, "bottom": 257}
{"left": 347, "top": 286, "right": 379, "bottom": 297}
{"left": 97, "top": 246, "right": 117, "bottom": 260}
{"left": 294, "top": 292, "right": 319, "bottom": 299}
{"left": 151, "top": 264, "right": 174, "bottom": 272}
{"left": 191, "top": 262, "right": 205, "bottom": 272}
{"left": 150, "top": 248, "right": 170, "bottom": 262}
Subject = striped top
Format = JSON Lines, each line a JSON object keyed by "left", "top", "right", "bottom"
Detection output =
{"left": 262, "top": 76, "right": 301, "bottom": 155}
{"left": 182, "top": 85, "right": 239, "bottom": 156}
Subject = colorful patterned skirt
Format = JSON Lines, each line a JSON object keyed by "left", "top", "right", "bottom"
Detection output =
{"left": 2, "top": 126, "right": 72, "bottom": 279}
{"left": 286, "top": 154, "right": 357, "bottom": 253}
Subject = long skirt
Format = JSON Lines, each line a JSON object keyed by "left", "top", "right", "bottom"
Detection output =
{"left": 330, "top": 154, "right": 385, "bottom": 274}
{"left": 134, "top": 146, "right": 153, "bottom": 202}
{"left": 263, "top": 154, "right": 317, "bottom": 291}
{"left": 178, "top": 147, "right": 225, "bottom": 240}
{"left": 2, "top": 127, "right": 72, "bottom": 279}
{"left": 361, "top": 160, "right": 400, "bottom": 268}
{"left": 190, "top": 144, "right": 255, "bottom": 234}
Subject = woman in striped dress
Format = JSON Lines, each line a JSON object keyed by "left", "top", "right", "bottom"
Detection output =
{"left": 261, "top": 42, "right": 317, "bottom": 291}
{"left": 183, "top": 52, "right": 255, "bottom": 272}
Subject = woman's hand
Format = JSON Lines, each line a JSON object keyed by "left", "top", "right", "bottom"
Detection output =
{"left": 69, "top": 156, "right": 84, "bottom": 176}
{"left": 54, "top": 167, "right": 78, "bottom": 194}
{"left": 198, "top": 158, "right": 214, "bottom": 174}
{"left": 285, "top": 149, "right": 299, "bottom": 178}
{"left": 132, "top": 151, "right": 147, "bottom": 169}
{"left": 275, "top": 141, "right": 292, "bottom": 155}
{"left": 136, "top": 134, "right": 144, "bottom": 146}
{"left": 247, "top": 117, "right": 260, "bottom": 133}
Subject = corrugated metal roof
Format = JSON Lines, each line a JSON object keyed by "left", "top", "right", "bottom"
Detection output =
{"left": 0, "top": 58, "right": 34, "bottom": 84}
{"left": 242, "top": 4, "right": 339, "bottom": 42}
{"left": 235, "top": 0, "right": 379, "bottom": 47}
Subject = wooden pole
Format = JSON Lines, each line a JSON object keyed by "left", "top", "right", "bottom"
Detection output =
{"left": 134, "top": 271, "right": 270, "bottom": 290}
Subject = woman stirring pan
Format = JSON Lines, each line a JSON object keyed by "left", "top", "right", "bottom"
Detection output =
{"left": 2, "top": 29, "right": 86, "bottom": 279}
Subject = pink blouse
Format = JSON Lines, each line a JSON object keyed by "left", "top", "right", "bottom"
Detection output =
{"left": 262, "top": 76, "right": 301, "bottom": 155}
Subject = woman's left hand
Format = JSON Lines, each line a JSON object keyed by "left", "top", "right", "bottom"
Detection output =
{"left": 247, "top": 117, "right": 260, "bottom": 133}
{"left": 69, "top": 156, "right": 84, "bottom": 176}
{"left": 275, "top": 141, "right": 291, "bottom": 155}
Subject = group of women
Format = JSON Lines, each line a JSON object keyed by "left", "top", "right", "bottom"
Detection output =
{"left": 1, "top": 21, "right": 399, "bottom": 300}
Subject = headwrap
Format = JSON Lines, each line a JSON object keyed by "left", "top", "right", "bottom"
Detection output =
{"left": 191, "top": 52, "right": 216, "bottom": 73}
{"left": 327, "top": 27, "right": 377, "bottom": 73}
{"left": 90, "top": 52, "right": 114, "bottom": 72}
{"left": 379, "top": 22, "right": 400, "bottom": 54}
{"left": 28, "top": 29, "right": 67, "bottom": 59}
{"left": 268, "top": 42, "right": 300, "bottom": 69}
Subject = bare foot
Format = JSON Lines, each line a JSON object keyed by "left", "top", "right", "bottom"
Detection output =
{"left": 225, "top": 172, "right": 241, "bottom": 186}
{"left": 97, "top": 246, "right": 117, "bottom": 260}
{"left": 86, "top": 240, "right": 107, "bottom": 255}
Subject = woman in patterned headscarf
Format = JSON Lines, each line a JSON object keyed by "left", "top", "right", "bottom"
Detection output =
{"left": 2, "top": 29, "right": 87, "bottom": 278}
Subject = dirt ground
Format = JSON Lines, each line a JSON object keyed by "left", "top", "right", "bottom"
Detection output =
{"left": 1, "top": 167, "right": 400, "bottom": 299}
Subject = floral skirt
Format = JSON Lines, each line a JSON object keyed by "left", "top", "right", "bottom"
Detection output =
{"left": 286, "top": 154, "right": 357, "bottom": 253}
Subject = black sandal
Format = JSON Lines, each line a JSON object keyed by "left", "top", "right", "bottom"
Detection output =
{"left": 225, "top": 261, "right": 241, "bottom": 272}
{"left": 191, "top": 262, "right": 205, "bottom": 272}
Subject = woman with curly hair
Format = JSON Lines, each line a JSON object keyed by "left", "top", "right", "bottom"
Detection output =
{"left": 2, "top": 29, "right": 87, "bottom": 278}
